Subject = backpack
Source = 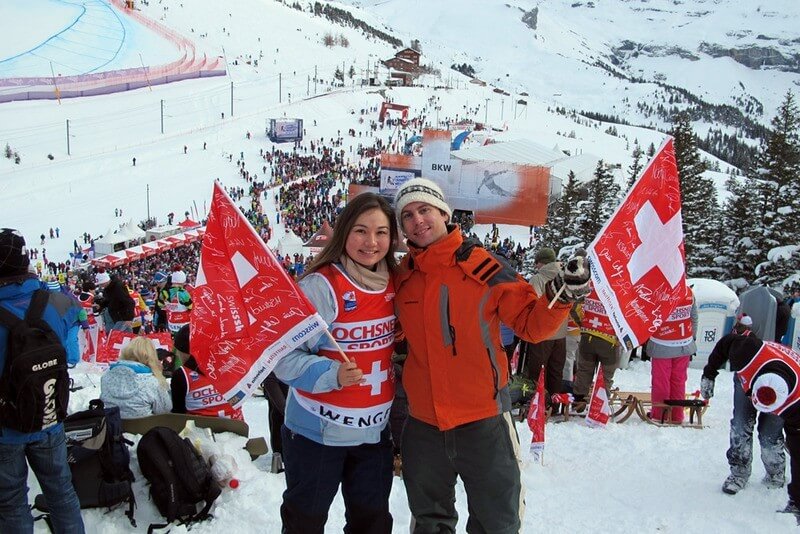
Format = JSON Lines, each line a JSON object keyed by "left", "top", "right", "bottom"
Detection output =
{"left": 34, "top": 399, "right": 136, "bottom": 526}
{"left": 137, "top": 426, "right": 221, "bottom": 530}
{"left": 0, "top": 289, "right": 69, "bottom": 432}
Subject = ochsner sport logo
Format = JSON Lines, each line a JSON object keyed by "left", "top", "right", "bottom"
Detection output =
{"left": 322, "top": 316, "right": 395, "bottom": 352}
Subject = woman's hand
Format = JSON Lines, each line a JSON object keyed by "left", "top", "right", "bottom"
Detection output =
{"left": 338, "top": 361, "right": 363, "bottom": 387}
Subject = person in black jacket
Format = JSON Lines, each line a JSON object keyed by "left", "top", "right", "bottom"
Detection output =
{"left": 95, "top": 275, "right": 134, "bottom": 333}
{"left": 701, "top": 315, "right": 786, "bottom": 496}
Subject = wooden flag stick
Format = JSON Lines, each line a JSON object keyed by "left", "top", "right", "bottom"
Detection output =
{"left": 547, "top": 282, "right": 566, "bottom": 309}
{"left": 323, "top": 329, "right": 351, "bottom": 363}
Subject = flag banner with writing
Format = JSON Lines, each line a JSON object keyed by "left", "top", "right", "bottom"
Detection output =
{"left": 585, "top": 364, "right": 612, "bottom": 428}
{"left": 191, "top": 182, "right": 326, "bottom": 408}
{"left": 95, "top": 331, "right": 173, "bottom": 365}
{"left": 527, "top": 365, "right": 547, "bottom": 463}
{"left": 587, "top": 138, "right": 686, "bottom": 349}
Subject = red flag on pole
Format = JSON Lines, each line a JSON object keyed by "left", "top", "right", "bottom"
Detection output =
{"left": 585, "top": 364, "right": 611, "bottom": 427}
{"left": 527, "top": 365, "right": 546, "bottom": 463}
{"left": 191, "top": 182, "right": 326, "bottom": 408}
{"left": 587, "top": 138, "right": 686, "bottom": 349}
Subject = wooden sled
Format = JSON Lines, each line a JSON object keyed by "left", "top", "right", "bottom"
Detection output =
{"left": 605, "top": 391, "right": 708, "bottom": 428}
{"left": 122, "top": 413, "right": 269, "bottom": 459}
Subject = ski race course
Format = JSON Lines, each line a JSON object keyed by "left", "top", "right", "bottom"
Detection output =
{"left": 0, "top": 0, "right": 224, "bottom": 103}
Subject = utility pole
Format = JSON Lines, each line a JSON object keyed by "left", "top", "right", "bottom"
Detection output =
{"left": 66, "top": 119, "right": 70, "bottom": 156}
{"left": 230, "top": 81, "right": 234, "bottom": 117}
{"left": 484, "top": 98, "right": 489, "bottom": 124}
{"left": 307, "top": 75, "right": 310, "bottom": 96}
{"left": 146, "top": 184, "right": 150, "bottom": 222}
{"left": 279, "top": 73, "right": 282, "bottom": 103}
{"left": 160, "top": 100, "right": 164, "bottom": 134}
{"left": 314, "top": 65, "right": 317, "bottom": 94}
{"left": 501, "top": 98, "right": 504, "bottom": 121}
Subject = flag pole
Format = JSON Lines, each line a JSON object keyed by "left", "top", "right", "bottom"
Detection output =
{"left": 323, "top": 329, "right": 351, "bottom": 363}
{"left": 547, "top": 283, "right": 566, "bottom": 309}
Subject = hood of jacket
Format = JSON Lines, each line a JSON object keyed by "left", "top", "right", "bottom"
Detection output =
{"left": 101, "top": 361, "right": 152, "bottom": 401}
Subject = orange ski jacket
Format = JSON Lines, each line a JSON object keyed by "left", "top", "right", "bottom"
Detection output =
{"left": 395, "top": 227, "right": 570, "bottom": 430}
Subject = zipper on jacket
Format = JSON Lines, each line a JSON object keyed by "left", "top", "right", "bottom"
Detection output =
{"left": 439, "top": 286, "right": 456, "bottom": 356}
{"left": 487, "top": 348, "right": 500, "bottom": 399}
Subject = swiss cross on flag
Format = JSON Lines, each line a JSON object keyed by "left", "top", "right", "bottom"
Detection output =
{"left": 191, "top": 182, "right": 326, "bottom": 408}
{"left": 585, "top": 364, "right": 612, "bottom": 427}
{"left": 587, "top": 138, "right": 686, "bottom": 349}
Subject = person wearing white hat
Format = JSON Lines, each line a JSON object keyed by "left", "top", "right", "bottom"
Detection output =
{"left": 735, "top": 339, "right": 800, "bottom": 523}
{"left": 701, "top": 315, "right": 787, "bottom": 497}
{"left": 392, "top": 178, "right": 591, "bottom": 533}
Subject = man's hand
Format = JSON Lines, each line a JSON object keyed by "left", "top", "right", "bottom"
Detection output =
{"left": 338, "top": 361, "right": 363, "bottom": 387}
{"left": 700, "top": 376, "right": 715, "bottom": 400}
{"left": 546, "top": 255, "right": 591, "bottom": 304}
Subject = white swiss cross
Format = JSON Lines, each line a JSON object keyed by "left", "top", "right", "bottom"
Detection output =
{"left": 112, "top": 338, "right": 132, "bottom": 353}
{"left": 588, "top": 316, "right": 603, "bottom": 329}
{"left": 628, "top": 201, "right": 684, "bottom": 288}
{"left": 361, "top": 361, "right": 388, "bottom": 396}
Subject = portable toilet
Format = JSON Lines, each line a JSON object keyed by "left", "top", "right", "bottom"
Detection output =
{"left": 687, "top": 278, "right": 739, "bottom": 369}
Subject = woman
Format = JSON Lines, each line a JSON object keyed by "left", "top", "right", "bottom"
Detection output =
{"left": 100, "top": 336, "right": 172, "bottom": 419}
{"left": 273, "top": 192, "right": 398, "bottom": 534}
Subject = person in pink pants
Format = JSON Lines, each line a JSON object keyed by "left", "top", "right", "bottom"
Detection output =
{"left": 646, "top": 284, "right": 698, "bottom": 423}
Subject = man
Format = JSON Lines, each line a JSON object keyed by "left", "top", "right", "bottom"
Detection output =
{"left": 703, "top": 327, "right": 800, "bottom": 522}
{"left": 521, "top": 247, "right": 569, "bottom": 402}
{"left": 393, "top": 178, "right": 590, "bottom": 533}
{"left": 701, "top": 315, "right": 786, "bottom": 495}
{"left": 0, "top": 228, "right": 85, "bottom": 533}
{"left": 573, "top": 288, "right": 620, "bottom": 405}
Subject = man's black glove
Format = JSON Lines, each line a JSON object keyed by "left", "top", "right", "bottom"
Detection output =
{"left": 545, "top": 255, "right": 591, "bottom": 303}
{"left": 700, "top": 376, "right": 714, "bottom": 400}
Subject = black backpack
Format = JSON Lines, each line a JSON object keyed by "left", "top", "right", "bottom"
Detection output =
{"left": 35, "top": 399, "right": 136, "bottom": 526}
{"left": 137, "top": 426, "right": 221, "bottom": 530}
{"left": 0, "top": 289, "right": 69, "bottom": 432}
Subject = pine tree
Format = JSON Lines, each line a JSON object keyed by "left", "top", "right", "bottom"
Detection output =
{"left": 717, "top": 174, "right": 759, "bottom": 286}
{"left": 578, "top": 161, "right": 619, "bottom": 244}
{"left": 538, "top": 170, "right": 583, "bottom": 253}
{"left": 750, "top": 91, "right": 800, "bottom": 286}
{"left": 670, "top": 113, "right": 718, "bottom": 277}
{"left": 646, "top": 142, "right": 656, "bottom": 157}
{"left": 626, "top": 141, "right": 644, "bottom": 189}
{"left": 334, "top": 67, "right": 344, "bottom": 82}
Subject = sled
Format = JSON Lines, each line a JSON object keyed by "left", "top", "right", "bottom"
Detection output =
{"left": 121, "top": 413, "right": 269, "bottom": 459}
{"left": 604, "top": 390, "right": 708, "bottom": 428}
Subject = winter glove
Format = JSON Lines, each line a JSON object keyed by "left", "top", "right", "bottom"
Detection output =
{"left": 545, "top": 255, "right": 591, "bottom": 304}
{"left": 700, "top": 376, "right": 715, "bottom": 400}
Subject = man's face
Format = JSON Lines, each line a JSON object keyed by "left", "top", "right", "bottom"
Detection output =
{"left": 400, "top": 201, "right": 449, "bottom": 248}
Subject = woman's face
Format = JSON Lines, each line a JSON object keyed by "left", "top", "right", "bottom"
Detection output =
{"left": 345, "top": 207, "right": 391, "bottom": 269}
{"left": 400, "top": 201, "right": 449, "bottom": 248}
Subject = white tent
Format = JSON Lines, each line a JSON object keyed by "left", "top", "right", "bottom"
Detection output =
{"left": 275, "top": 229, "right": 304, "bottom": 257}
{"left": 93, "top": 225, "right": 129, "bottom": 255}
{"left": 687, "top": 278, "right": 740, "bottom": 368}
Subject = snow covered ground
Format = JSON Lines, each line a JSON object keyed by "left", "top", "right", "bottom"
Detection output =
{"left": 0, "top": 1, "right": 797, "bottom": 532}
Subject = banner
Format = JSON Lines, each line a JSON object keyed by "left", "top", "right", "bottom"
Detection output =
{"left": 527, "top": 365, "right": 546, "bottom": 463}
{"left": 585, "top": 364, "right": 611, "bottom": 427}
{"left": 191, "top": 182, "right": 326, "bottom": 408}
{"left": 587, "top": 138, "right": 686, "bottom": 349}
{"left": 95, "top": 331, "right": 173, "bottom": 365}
{"left": 376, "top": 129, "right": 550, "bottom": 226}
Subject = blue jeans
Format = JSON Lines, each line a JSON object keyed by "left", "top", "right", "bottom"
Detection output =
{"left": 0, "top": 427, "right": 84, "bottom": 534}
{"left": 727, "top": 377, "right": 785, "bottom": 480}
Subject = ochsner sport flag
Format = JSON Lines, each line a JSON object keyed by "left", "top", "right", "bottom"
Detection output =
{"left": 527, "top": 365, "right": 546, "bottom": 463}
{"left": 585, "top": 364, "right": 611, "bottom": 427}
{"left": 191, "top": 182, "right": 326, "bottom": 408}
{"left": 587, "top": 138, "right": 686, "bottom": 349}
